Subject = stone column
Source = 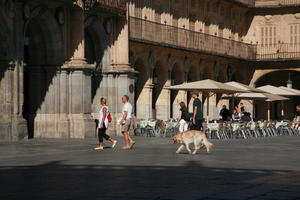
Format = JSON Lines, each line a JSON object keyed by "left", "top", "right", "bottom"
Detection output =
{"left": 0, "top": 61, "right": 27, "bottom": 141}
{"left": 93, "top": 13, "right": 136, "bottom": 135}
{"left": 136, "top": 82, "right": 153, "bottom": 120}
{"left": 10, "top": 1, "right": 28, "bottom": 140}
{"left": 155, "top": 74, "right": 171, "bottom": 120}
{"left": 62, "top": 1, "right": 95, "bottom": 138}
{"left": 0, "top": 62, "right": 13, "bottom": 140}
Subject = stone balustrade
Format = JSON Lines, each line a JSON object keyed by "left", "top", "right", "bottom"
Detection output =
{"left": 256, "top": 43, "right": 300, "bottom": 60}
{"left": 129, "top": 17, "right": 300, "bottom": 61}
{"left": 229, "top": 0, "right": 300, "bottom": 7}
{"left": 129, "top": 17, "right": 257, "bottom": 60}
{"left": 255, "top": 0, "right": 300, "bottom": 7}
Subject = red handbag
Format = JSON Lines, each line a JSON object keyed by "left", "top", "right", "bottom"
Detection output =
{"left": 107, "top": 112, "right": 112, "bottom": 123}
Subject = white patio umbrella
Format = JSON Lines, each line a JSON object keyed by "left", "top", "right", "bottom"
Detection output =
{"left": 222, "top": 92, "right": 289, "bottom": 121}
{"left": 225, "top": 81, "right": 265, "bottom": 114}
{"left": 168, "top": 79, "right": 246, "bottom": 122}
{"left": 279, "top": 86, "right": 300, "bottom": 95}
{"left": 225, "top": 81, "right": 263, "bottom": 93}
{"left": 257, "top": 85, "right": 299, "bottom": 96}
{"left": 257, "top": 85, "right": 299, "bottom": 118}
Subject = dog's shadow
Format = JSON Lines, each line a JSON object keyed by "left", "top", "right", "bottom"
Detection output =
{"left": 177, "top": 151, "right": 211, "bottom": 155}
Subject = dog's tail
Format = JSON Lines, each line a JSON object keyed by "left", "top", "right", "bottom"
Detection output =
{"left": 203, "top": 135, "right": 213, "bottom": 153}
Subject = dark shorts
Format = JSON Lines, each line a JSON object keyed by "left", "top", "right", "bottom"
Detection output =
{"left": 190, "top": 120, "right": 203, "bottom": 131}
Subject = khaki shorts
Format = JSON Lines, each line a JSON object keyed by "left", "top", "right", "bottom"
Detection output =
{"left": 121, "top": 119, "right": 132, "bottom": 133}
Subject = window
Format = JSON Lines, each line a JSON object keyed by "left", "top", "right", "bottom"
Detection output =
{"left": 290, "top": 24, "right": 300, "bottom": 44}
{"left": 261, "top": 26, "right": 276, "bottom": 46}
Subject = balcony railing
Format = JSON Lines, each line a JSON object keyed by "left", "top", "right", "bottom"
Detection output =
{"left": 84, "top": 0, "right": 126, "bottom": 14}
{"left": 129, "top": 17, "right": 257, "bottom": 60}
{"left": 256, "top": 43, "right": 300, "bottom": 60}
{"left": 255, "top": 0, "right": 300, "bottom": 7}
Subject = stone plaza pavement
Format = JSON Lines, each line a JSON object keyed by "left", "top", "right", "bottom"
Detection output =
{"left": 0, "top": 136, "right": 300, "bottom": 200}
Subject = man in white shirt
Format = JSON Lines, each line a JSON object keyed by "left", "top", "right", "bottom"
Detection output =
{"left": 120, "top": 95, "right": 135, "bottom": 149}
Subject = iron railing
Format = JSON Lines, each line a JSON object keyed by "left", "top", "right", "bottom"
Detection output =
{"left": 129, "top": 17, "right": 257, "bottom": 60}
{"left": 256, "top": 43, "right": 300, "bottom": 60}
{"left": 84, "top": 0, "right": 126, "bottom": 12}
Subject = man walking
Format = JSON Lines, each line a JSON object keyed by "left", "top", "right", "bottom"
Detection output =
{"left": 191, "top": 91, "right": 203, "bottom": 130}
{"left": 120, "top": 95, "right": 135, "bottom": 150}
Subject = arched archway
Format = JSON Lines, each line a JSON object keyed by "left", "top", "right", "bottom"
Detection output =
{"left": 255, "top": 70, "right": 300, "bottom": 120}
{"left": 23, "top": 8, "right": 63, "bottom": 138}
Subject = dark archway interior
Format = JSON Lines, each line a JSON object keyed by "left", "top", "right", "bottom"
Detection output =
{"left": 23, "top": 10, "right": 63, "bottom": 138}
{"left": 255, "top": 70, "right": 300, "bottom": 120}
{"left": 0, "top": 10, "right": 13, "bottom": 83}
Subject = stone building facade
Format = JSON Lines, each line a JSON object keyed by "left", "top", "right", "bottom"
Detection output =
{"left": 1, "top": 0, "right": 300, "bottom": 140}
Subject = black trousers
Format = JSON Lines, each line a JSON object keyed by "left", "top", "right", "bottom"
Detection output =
{"left": 98, "top": 126, "right": 110, "bottom": 143}
{"left": 191, "top": 119, "right": 203, "bottom": 131}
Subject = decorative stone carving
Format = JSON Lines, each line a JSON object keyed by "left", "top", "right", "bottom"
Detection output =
{"left": 265, "top": 15, "right": 272, "bottom": 21}
{"left": 295, "top": 13, "right": 300, "bottom": 19}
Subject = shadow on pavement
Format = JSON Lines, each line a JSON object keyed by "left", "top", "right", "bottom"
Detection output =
{"left": 0, "top": 160, "right": 299, "bottom": 200}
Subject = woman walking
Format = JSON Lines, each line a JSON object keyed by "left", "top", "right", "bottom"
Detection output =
{"left": 94, "top": 98, "right": 117, "bottom": 150}
{"left": 179, "top": 102, "right": 190, "bottom": 132}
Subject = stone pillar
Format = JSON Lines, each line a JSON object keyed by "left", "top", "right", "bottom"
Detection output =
{"left": 0, "top": 61, "right": 27, "bottom": 140}
{"left": 61, "top": 1, "right": 95, "bottom": 138}
{"left": 136, "top": 82, "right": 153, "bottom": 120}
{"left": 10, "top": 2, "right": 28, "bottom": 140}
{"left": 155, "top": 76, "right": 171, "bottom": 120}
{"left": 91, "top": 13, "right": 136, "bottom": 135}
{"left": 0, "top": 62, "right": 13, "bottom": 140}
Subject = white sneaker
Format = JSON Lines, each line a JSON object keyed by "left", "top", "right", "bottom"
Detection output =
{"left": 129, "top": 141, "right": 136, "bottom": 149}
{"left": 112, "top": 140, "right": 117, "bottom": 148}
{"left": 94, "top": 146, "right": 104, "bottom": 150}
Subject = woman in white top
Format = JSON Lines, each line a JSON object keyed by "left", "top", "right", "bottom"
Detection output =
{"left": 94, "top": 98, "right": 117, "bottom": 150}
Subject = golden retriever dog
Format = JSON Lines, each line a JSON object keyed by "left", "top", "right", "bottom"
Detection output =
{"left": 172, "top": 130, "right": 213, "bottom": 154}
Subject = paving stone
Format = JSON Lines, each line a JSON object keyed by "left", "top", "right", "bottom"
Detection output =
{"left": 0, "top": 136, "right": 299, "bottom": 200}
